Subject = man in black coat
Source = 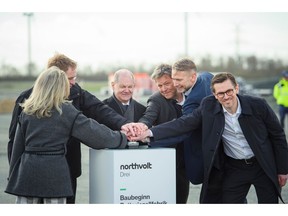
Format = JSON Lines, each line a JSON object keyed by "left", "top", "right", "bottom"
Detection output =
{"left": 7, "top": 54, "right": 134, "bottom": 204}
{"left": 132, "top": 72, "right": 288, "bottom": 204}
{"left": 103, "top": 69, "right": 146, "bottom": 122}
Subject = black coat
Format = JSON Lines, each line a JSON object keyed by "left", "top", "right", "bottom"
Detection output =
{"left": 102, "top": 95, "right": 146, "bottom": 122}
{"left": 8, "top": 83, "right": 130, "bottom": 178}
{"left": 151, "top": 94, "right": 288, "bottom": 203}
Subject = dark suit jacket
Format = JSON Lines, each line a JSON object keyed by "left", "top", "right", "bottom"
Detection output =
{"left": 139, "top": 92, "right": 181, "bottom": 128}
{"left": 149, "top": 72, "right": 213, "bottom": 184}
{"left": 103, "top": 95, "right": 146, "bottom": 122}
{"left": 150, "top": 94, "right": 288, "bottom": 203}
{"left": 138, "top": 92, "right": 185, "bottom": 168}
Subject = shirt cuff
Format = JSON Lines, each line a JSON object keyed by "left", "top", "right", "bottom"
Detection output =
{"left": 148, "top": 129, "right": 153, "bottom": 137}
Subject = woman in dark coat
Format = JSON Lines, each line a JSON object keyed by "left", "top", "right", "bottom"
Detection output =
{"left": 5, "top": 66, "right": 127, "bottom": 204}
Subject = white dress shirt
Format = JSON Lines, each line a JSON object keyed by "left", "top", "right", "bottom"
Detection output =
{"left": 222, "top": 97, "right": 254, "bottom": 159}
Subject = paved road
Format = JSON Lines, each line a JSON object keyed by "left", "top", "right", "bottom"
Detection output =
{"left": 1, "top": 113, "right": 287, "bottom": 204}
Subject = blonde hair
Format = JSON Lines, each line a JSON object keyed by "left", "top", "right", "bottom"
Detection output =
{"left": 172, "top": 58, "right": 197, "bottom": 72}
{"left": 21, "top": 66, "right": 70, "bottom": 118}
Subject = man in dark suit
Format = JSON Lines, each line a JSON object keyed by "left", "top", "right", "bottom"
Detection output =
{"left": 103, "top": 69, "right": 146, "bottom": 122}
{"left": 138, "top": 63, "right": 190, "bottom": 203}
{"left": 133, "top": 72, "right": 288, "bottom": 204}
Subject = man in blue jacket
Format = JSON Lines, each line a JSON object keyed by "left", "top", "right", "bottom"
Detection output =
{"left": 136, "top": 58, "right": 213, "bottom": 200}
{"left": 171, "top": 58, "right": 213, "bottom": 185}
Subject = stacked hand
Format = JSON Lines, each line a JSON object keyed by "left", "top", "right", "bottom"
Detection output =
{"left": 121, "top": 122, "right": 148, "bottom": 141}
{"left": 129, "top": 129, "right": 151, "bottom": 142}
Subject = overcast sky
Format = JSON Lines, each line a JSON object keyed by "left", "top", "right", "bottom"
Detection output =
{"left": 1, "top": 2, "right": 288, "bottom": 72}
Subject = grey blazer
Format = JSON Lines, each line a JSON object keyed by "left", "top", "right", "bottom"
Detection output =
{"left": 6, "top": 103, "right": 127, "bottom": 198}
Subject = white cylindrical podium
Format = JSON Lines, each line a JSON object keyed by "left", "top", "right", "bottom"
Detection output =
{"left": 89, "top": 147, "right": 176, "bottom": 204}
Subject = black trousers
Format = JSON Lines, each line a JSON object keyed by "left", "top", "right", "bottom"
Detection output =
{"left": 222, "top": 156, "right": 278, "bottom": 203}
{"left": 176, "top": 167, "right": 190, "bottom": 203}
{"left": 67, "top": 177, "right": 77, "bottom": 204}
{"left": 175, "top": 144, "right": 190, "bottom": 204}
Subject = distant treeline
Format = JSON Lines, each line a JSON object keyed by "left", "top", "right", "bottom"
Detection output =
{"left": 1, "top": 55, "right": 287, "bottom": 81}
{"left": 198, "top": 55, "right": 287, "bottom": 79}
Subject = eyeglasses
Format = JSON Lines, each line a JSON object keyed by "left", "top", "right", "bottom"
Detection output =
{"left": 215, "top": 89, "right": 234, "bottom": 98}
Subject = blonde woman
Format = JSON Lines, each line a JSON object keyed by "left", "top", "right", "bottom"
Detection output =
{"left": 5, "top": 66, "right": 127, "bottom": 204}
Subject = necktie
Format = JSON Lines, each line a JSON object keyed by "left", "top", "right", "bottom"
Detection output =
{"left": 175, "top": 104, "right": 182, "bottom": 117}
{"left": 123, "top": 105, "right": 129, "bottom": 111}
{"left": 173, "top": 100, "right": 182, "bottom": 117}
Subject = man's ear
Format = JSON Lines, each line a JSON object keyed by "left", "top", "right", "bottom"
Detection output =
{"left": 111, "top": 81, "right": 115, "bottom": 89}
{"left": 235, "top": 84, "right": 239, "bottom": 94}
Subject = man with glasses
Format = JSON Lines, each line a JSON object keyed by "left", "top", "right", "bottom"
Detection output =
{"left": 131, "top": 72, "right": 288, "bottom": 204}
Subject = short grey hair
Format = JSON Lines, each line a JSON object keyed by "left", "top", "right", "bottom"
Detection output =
{"left": 151, "top": 64, "right": 172, "bottom": 80}
{"left": 113, "top": 69, "right": 135, "bottom": 83}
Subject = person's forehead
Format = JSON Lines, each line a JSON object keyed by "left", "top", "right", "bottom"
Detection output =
{"left": 155, "top": 74, "right": 173, "bottom": 82}
{"left": 116, "top": 77, "right": 134, "bottom": 85}
{"left": 214, "top": 80, "right": 234, "bottom": 91}
{"left": 171, "top": 70, "right": 188, "bottom": 77}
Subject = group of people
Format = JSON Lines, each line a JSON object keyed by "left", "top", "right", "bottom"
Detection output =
{"left": 5, "top": 53, "right": 288, "bottom": 204}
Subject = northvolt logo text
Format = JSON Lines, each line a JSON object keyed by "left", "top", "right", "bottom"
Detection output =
{"left": 120, "top": 162, "right": 152, "bottom": 170}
